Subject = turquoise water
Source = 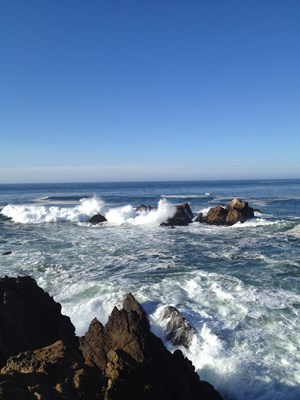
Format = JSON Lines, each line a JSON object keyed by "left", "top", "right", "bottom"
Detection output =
{"left": 0, "top": 179, "right": 299, "bottom": 400}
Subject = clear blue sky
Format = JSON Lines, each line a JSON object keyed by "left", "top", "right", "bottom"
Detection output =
{"left": 0, "top": 0, "right": 299, "bottom": 183}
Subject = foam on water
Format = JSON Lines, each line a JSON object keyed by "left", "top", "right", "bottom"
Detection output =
{"left": 1, "top": 197, "right": 176, "bottom": 226}
{"left": 1, "top": 195, "right": 105, "bottom": 224}
{"left": 52, "top": 266, "right": 300, "bottom": 400}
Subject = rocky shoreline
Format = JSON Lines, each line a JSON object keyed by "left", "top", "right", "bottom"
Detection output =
{"left": 0, "top": 276, "right": 223, "bottom": 400}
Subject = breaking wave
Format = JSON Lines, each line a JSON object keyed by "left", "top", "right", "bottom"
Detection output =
{"left": 0, "top": 197, "right": 176, "bottom": 226}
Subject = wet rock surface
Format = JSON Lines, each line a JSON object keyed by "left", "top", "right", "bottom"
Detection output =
{"left": 161, "top": 203, "right": 194, "bottom": 226}
{"left": 0, "top": 276, "right": 223, "bottom": 400}
{"left": 196, "top": 198, "right": 255, "bottom": 226}
{"left": 162, "top": 306, "right": 196, "bottom": 348}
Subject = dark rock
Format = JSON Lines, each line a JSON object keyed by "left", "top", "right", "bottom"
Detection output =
{"left": 196, "top": 206, "right": 228, "bottom": 225}
{"left": 88, "top": 214, "right": 107, "bottom": 225}
{"left": 135, "top": 205, "right": 154, "bottom": 212}
{"left": 162, "top": 306, "right": 195, "bottom": 348}
{"left": 81, "top": 293, "right": 223, "bottom": 400}
{"left": 196, "top": 198, "right": 255, "bottom": 226}
{"left": 161, "top": 203, "right": 193, "bottom": 226}
{"left": 0, "top": 276, "right": 76, "bottom": 367}
{"left": 0, "top": 340, "right": 103, "bottom": 400}
{"left": 2, "top": 251, "right": 13, "bottom": 256}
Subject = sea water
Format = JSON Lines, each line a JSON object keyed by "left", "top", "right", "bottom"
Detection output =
{"left": 0, "top": 179, "right": 299, "bottom": 400}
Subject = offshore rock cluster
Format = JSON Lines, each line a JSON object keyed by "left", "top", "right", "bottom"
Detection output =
{"left": 0, "top": 276, "right": 223, "bottom": 400}
{"left": 89, "top": 198, "right": 255, "bottom": 227}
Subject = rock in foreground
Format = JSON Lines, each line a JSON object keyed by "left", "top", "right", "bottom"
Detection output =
{"left": 0, "top": 276, "right": 223, "bottom": 400}
{"left": 196, "top": 198, "right": 255, "bottom": 226}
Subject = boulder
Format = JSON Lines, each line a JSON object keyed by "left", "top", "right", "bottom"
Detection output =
{"left": 226, "top": 198, "right": 254, "bottom": 224}
{"left": 161, "top": 203, "right": 193, "bottom": 226}
{"left": 162, "top": 306, "right": 195, "bottom": 348}
{"left": 196, "top": 198, "right": 255, "bottom": 226}
{"left": 88, "top": 213, "right": 107, "bottom": 225}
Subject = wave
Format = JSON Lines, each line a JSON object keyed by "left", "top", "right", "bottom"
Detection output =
{"left": 161, "top": 193, "right": 212, "bottom": 199}
{"left": 0, "top": 197, "right": 176, "bottom": 226}
{"left": 0, "top": 196, "right": 105, "bottom": 224}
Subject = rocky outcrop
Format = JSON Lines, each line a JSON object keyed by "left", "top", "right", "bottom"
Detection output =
{"left": 196, "top": 198, "right": 255, "bottom": 226}
{"left": 0, "top": 340, "right": 103, "bottom": 400}
{"left": 162, "top": 306, "right": 196, "bottom": 348}
{"left": 0, "top": 276, "right": 76, "bottom": 367}
{"left": 161, "top": 203, "right": 194, "bottom": 226}
{"left": 88, "top": 213, "right": 107, "bottom": 225}
{"left": 81, "top": 293, "right": 222, "bottom": 400}
{"left": 0, "top": 276, "right": 223, "bottom": 400}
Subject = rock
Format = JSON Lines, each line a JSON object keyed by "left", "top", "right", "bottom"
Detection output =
{"left": 162, "top": 306, "right": 195, "bottom": 348}
{"left": 135, "top": 205, "right": 154, "bottom": 212}
{"left": 161, "top": 203, "right": 193, "bottom": 226}
{"left": 196, "top": 198, "right": 255, "bottom": 226}
{"left": 226, "top": 198, "right": 254, "bottom": 224}
{"left": 81, "top": 293, "right": 223, "bottom": 400}
{"left": 88, "top": 214, "right": 107, "bottom": 225}
{"left": 0, "top": 340, "right": 103, "bottom": 400}
{"left": 196, "top": 206, "right": 228, "bottom": 225}
{"left": 0, "top": 276, "right": 76, "bottom": 367}
{"left": 2, "top": 251, "right": 13, "bottom": 256}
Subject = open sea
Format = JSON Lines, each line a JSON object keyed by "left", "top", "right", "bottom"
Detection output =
{"left": 0, "top": 179, "right": 299, "bottom": 400}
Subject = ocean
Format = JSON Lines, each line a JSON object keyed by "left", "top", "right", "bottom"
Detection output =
{"left": 0, "top": 179, "right": 299, "bottom": 400}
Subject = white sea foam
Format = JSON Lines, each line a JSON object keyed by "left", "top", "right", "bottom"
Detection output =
{"left": 161, "top": 194, "right": 212, "bottom": 199}
{"left": 1, "top": 197, "right": 176, "bottom": 226}
{"left": 1, "top": 195, "right": 104, "bottom": 224}
{"left": 287, "top": 224, "right": 300, "bottom": 238}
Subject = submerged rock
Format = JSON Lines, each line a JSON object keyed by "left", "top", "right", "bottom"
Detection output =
{"left": 196, "top": 198, "right": 255, "bottom": 226}
{"left": 88, "top": 213, "right": 107, "bottom": 225}
{"left": 161, "top": 202, "right": 193, "bottom": 226}
{"left": 2, "top": 251, "right": 13, "bottom": 256}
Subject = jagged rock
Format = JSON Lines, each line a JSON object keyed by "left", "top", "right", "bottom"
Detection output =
{"left": 196, "top": 198, "right": 255, "bottom": 226}
{"left": 0, "top": 276, "right": 76, "bottom": 367}
{"left": 81, "top": 293, "right": 223, "bottom": 400}
{"left": 161, "top": 203, "right": 193, "bottom": 226}
{"left": 162, "top": 306, "right": 195, "bottom": 348}
{"left": 88, "top": 214, "right": 107, "bottom": 225}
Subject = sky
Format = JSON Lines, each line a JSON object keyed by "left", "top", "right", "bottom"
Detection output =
{"left": 0, "top": 0, "right": 299, "bottom": 183}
